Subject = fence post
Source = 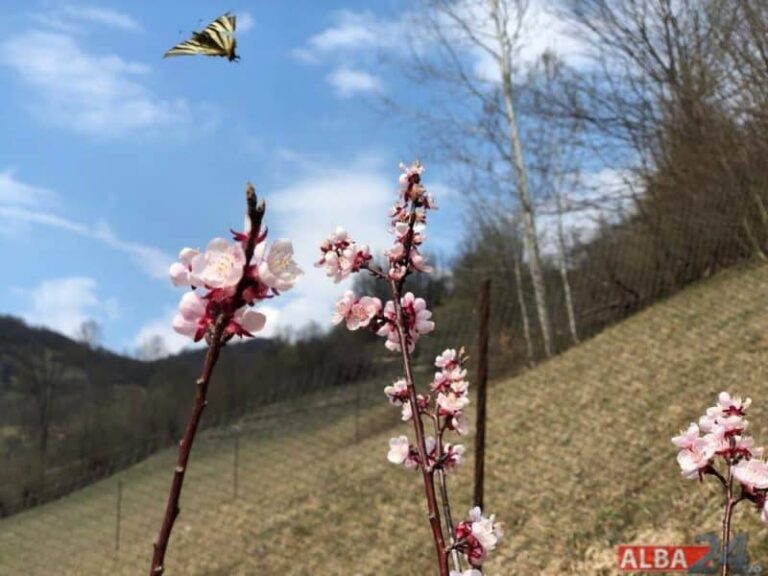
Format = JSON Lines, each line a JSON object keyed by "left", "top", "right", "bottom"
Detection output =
{"left": 473, "top": 279, "right": 491, "bottom": 509}
{"left": 233, "top": 434, "right": 240, "bottom": 499}
{"left": 115, "top": 479, "right": 123, "bottom": 552}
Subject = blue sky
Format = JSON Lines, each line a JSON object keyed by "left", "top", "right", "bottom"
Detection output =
{"left": 0, "top": 1, "right": 476, "bottom": 355}
{"left": 0, "top": 1, "right": 623, "bottom": 357}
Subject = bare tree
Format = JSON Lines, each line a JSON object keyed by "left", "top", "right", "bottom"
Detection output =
{"left": 5, "top": 350, "right": 81, "bottom": 487}
{"left": 74, "top": 319, "right": 102, "bottom": 349}
{"left": 136, "top": 335, "right": 169, "bottom": 361}
{"left": 390, "top": 0, "right": 555, "bottom": 357}
{"left": 553, "top": 173, "right": 580, "bottom": 345}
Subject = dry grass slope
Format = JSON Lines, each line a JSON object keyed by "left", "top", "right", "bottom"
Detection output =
{"left": 2, "top": 262, "right": 768, "bottom": 575}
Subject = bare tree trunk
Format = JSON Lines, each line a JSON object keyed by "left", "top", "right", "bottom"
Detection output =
{"left": 488, "top": 0, "right": 553, "bottom": 357}
{"left": 512, "top": 242, "right": 535, "bottom": 366}
{"left": 554, "top": 185, "right": 580, "bottom": 345}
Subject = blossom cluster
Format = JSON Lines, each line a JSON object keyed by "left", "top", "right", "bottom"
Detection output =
{"left": 318, "top": 162, "right": 501, "bottom": 572}
{"left": 170, "top": 229, "right": 302, "bottom": 342}
{"left": 673, "top": 391, "right": 768, "bottom": 521}
{"left": 315, "top": 226, "right": 371, "bottom": 283}
{"left": 386, "top": 348, "right": 470, "bottom": 471}
{"left": 454, "top": 507, "right": 504, "bottom": 568}
{"left": 387, "top": 161, "right": 436, "bottom": 280}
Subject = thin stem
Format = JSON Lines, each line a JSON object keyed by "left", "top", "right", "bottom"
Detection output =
{"left": 149, "top": 317, "right": 226, "bottom": 575}
{"left": 149, "top": 185, "right": 265, "bottom": 576}
{"left": 390, "top": 279, "right": 449, "bottom": 576}
{"left": 721, "top": 439, "right": 737, "bottom": 576}
{"left": 435, "top": 419, "right": 462, "bottom": 572}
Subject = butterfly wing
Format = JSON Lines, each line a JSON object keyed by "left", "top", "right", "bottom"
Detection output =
{"left": 164, "top": 13, "right": 239, "bottom": 60}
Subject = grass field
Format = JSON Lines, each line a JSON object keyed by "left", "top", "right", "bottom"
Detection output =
{"left": 2, "top": 262, "right": 768, "bottom": 574}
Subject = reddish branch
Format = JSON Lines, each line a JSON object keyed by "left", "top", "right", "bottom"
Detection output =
{"left": 149, "top": 185, "right": 265, "bottom": 576}
{"left": 390, "top": 280, "right": 449, "bottom": 576}
{"left": 387, "top": 178, "right": 449, "bottom": 575}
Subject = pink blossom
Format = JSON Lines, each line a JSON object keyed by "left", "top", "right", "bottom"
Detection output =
{"left": 387, "top": 436, "right": 410, "bottom": 465}
{"left": 451, "top": 412, "right": 469, "bottom": 436}
{"left": 377, "top": 292, "right": 435, "bottom": 352}
{"left": 189, "top": 238, "right": 246, "bottom": 289}
{"left": 718, "top": 391, "right": 752, "bottom": 415}
{"left": 172, "top": 291, "right": 208, "bottom": 341}
{"left": 384, "top": 378, "right": 409, "bottom": 405}
{"left": 398, "top": 160, "right": 424, "bottom": 189}
{"left": 388, "top": 263, "right": 408, "bottom": 281}
{"left": 376, "top": 292, "right": 434, "bottom": 352}
{"left": 386, "top": 241, "right": 405, "bottom": 262}
{"left": 443, "top": 443, "right": 465, "bottom": 471}
{"left": 733, "top": 459, "right": 768, "bottom": 491}
{"left": 469, "top": 507, "right": 503, "bottom": 553}
{"left": 169, "top": 247, "right": 199, "bottom": 287}
{"left": 430, "top": 371, "right": 451, "bottom": 393}
{"left": 401, "top": 401, "right": 413, "bottom": 422}
{"left": 387, "top": 436, "right": 422, "bottom": 470}
{"left": 761, "top": 501, "right": 768, "bottom": 524}
{"left": 676, "top": 437, "right": 716, "bottom": 478}
{"left": 435, "top": 349, "right": 459, "bottom": 369}
{"left": 401, "top": 394, "right": 430, "bottom": 421}
{"left": 226, "top": 307, "right": 266, "bottom": 338}
{"left": 708, "top": 433, "right": 761, "bottom": 459}
{"left": 455, "top": 507, "right": 503, "bottom": 567}
{"left": 332, "top": 291, "right": 382, "bottom": 330}
{"left": 699, "top": 392, "right": 751, "bottom": 437}
{"left": 671, "top": 423, "right": 700, "bottom": 449}
{"left": 256, "top": 239, "right": 303, "bottom": 292}
{"left": 450, "top": 379, "right": 469, "bottom": 396}
{"left": 410, "top": 249, "right": 433, "bottom": 273}
{"left": 316, "top": 227, "right": 371, "bottom": 283}
{"left": 437, "top": 392, "right": 470, "bottom": 416}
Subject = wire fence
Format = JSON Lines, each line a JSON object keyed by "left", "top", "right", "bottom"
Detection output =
{"left": 0, "top": 179, "right": 765, "bottom": 574}
{"left": 0, "top": 285, "right": 519, "bottom": 575}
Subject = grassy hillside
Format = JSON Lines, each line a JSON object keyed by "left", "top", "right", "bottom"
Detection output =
{"left": 2, "top": 262, "right": 768, "bottom": 574}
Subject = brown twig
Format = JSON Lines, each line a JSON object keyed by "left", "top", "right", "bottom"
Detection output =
{"left": 149, "top": 184, "right": 265, "bottom": 576}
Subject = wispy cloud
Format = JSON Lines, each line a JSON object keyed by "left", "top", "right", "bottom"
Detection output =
{"left": 22, "top": 276, "right": 119, "bottom": 339}
{"left": 295, "top": 2, "right": 590, "bottom": 94}
{"left": 326, "top": 67, "right": 382, "bottom": 97}
{"left": 32, "top": 5, "right": 142, "bottom": 34}
{"left": 0, "top": 169, "right": 172, "bottom": 279}
{"left": 293, "top": 10, "right": 394, "bottom": 63}
{"left": 0, "top": 167, "right": 57, "bottom": 207}
{"left": 238, "top": 11, "right": 255, "bottom": 33}
{"left": 0, "top": 29, "right": 194, "bottom": 137}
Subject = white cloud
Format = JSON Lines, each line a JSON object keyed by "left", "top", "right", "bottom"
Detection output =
{"left": 0, "top": 30, "right": 193, "bottom": 137}
{"left": 33, "top": 5, "right": 142, "bottom": 33}
{"left": 22, "top": 276, "right": 119, "bottom": 338}
{"left": 238, "top": 11, "right": 255, "bottom": 33}
{"left": 0, "top": 170, "right": 172, "bottom": 279}
{"left": 327, "top": 67, "right": 382, "bottom": 97}
{"left": 293, "top": 10, "right": 395, "bottom": 63}
{"left": 264, "top": 154, "right": 395, "bottom": 332}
